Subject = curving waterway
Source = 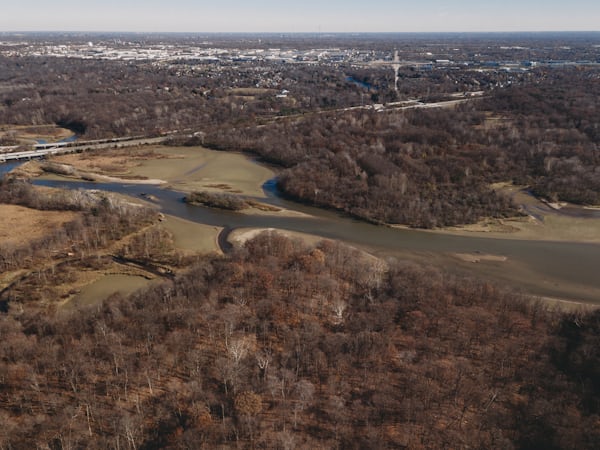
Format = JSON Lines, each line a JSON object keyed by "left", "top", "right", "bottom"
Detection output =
{"left": 0, "top": 162, "right": 23, "bottom": 177}
{"left": 21, "top": 175, "right": 600, "bottom": 305}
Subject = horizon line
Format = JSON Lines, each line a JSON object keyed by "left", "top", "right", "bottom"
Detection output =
{"left": 2, "top": 30, "right": 600, "bottom": 35}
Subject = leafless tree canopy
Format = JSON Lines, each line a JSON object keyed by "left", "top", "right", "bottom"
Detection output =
{"left": 1, "top": 231, "right": 599, "bottom": 448}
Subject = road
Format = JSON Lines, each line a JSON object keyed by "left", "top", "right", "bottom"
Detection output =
{"left": 270, "top": 93, "right": 485, "bottom": 122}
{"left": 1, "top": 92, "right": 484, "bottom": 161}
{"left": 0, "top": 136, "right": 168, "bottom": 162}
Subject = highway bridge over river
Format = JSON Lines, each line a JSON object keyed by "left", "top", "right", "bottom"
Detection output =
{"left": 0, "top": 93, "right": 484, "bottom": 163}
{"left": 0, "top": 135, "right": 168, "bottom": 163}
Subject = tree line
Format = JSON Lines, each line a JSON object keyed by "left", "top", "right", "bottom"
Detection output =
{"left": 0, "top": 178, "right": 160, "bottom": 309}
{"left": 205, "top": 67, "right": 600, "bottom": 227}
{"left": 1, "top": 230, "right": 598, "bottom": 448}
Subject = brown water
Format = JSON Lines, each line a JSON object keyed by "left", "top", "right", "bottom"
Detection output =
{"left": 31, "top": 177, "right": 600, "bottom": 304}
{"left": 64, "top": 275, "right": 152, "bottom": 310}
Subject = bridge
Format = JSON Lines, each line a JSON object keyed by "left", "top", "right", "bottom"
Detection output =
{"left": 0, "top": 135, "right": 168, "bottom": 163}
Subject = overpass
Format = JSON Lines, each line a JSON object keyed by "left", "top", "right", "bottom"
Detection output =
{"left": 0, "top": 136, "right": 168, "bottom": 163}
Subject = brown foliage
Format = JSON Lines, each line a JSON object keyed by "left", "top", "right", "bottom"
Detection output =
{"left": 1, "top": 232, "right": 599, "bottom": 448}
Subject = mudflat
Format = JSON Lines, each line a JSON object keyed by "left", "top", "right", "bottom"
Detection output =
{"left": 129, "top": 146, "right": 275, "bottom": 197}
{"left": 49, "top": 145, "right": 275, "bottom": 197}
{"left": 160, "top": 215, "right": 222, "bottom": 254}
{"left": 62, "top": 274, "right": 153, "bottom": 311}
{"left": 430, "top": 185, "right": 600, "bottom": 243}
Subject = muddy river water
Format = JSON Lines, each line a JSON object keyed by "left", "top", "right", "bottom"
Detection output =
{"left": 23, "top": 174, "right": 600, "bottom": 305}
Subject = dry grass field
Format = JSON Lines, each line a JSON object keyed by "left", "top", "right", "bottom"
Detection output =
{"left": 0, "top": 204, "right": 77, "bottom": 247}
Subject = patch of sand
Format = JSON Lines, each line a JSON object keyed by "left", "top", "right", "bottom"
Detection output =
{"left": 536, "top": 296, "right": 600, "bottom": 312}
{"left": 160, "top": 215, "right": 222, "bottom": 254}
{"left": 78, "top": 172, "right": 166, "bottom": 185}
{"left": 228, "top": 227, "right": 324, "bottom": 248}
{"left": 48, "top": 145, "right": 275, "bottom": 198}
{"left": 432, "top": 183, "right": 600, "bottom": 243}
{"left": 0, "top": 204, "right": 78, "bottom": 247}
{"left": 130, "top": 146, "right": 275, "bottom": 198}
{"left": 452, "top": 252, "right": 507, "bottom": 263}
{"left": 437, "top": 214, "right": 600, "bottom": 243}
{"left": 241, "top": 202, "right": 313, "bottom": 218}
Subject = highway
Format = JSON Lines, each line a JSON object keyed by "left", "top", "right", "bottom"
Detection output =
{"left": 0, "top": 92, "right": 484, "bottom": 162}
{"left": 0, "top": 136, "right": 168, "bottom": 163}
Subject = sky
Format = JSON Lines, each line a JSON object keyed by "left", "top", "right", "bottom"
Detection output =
{"left": 1, "top": 0, "right": 599, "bottom": 33}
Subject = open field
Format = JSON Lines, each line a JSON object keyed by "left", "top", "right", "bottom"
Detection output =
{"left": 0, "top": 204, "right": 78, "bottom": 246}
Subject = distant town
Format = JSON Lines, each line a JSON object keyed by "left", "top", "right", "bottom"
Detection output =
{"left": 2, "top": 31, "right": 600, "bottom": 450}
{"left": 1, "top": 31, "right": 599, "bottom": 71}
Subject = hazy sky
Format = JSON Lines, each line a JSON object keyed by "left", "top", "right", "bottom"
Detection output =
{"left": 1, "top": 1, "right": 599, "bottom": 33}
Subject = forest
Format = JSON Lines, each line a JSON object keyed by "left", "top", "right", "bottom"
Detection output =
{"left": 1, "top": 35, "right": 600, "bottom": 448}
{"left": 1, "top": 225, "right": 599, "bottom": 448}
{"left": 3, "top": 50, "right": 597, "bottom": 227}
{"left": 205, "top": 67, "right": 600, "bottom": 226}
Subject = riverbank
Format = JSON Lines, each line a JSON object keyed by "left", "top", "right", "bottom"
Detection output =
{"left": 48, "top": 145, "right": 273, "bottom": 197}
{"left": 228, "top": 227, "right": 325, "bottom": 248}
{"left": 392, "top": 183, "right": 600, "bottom": 244}
{"left": 160, "top": 215, "right": 222, "bottom": 254}
{"left": 433, "top": 214, "right": 600, "bottom": 243}
{"left": 41, "top": 145, "right": 314, "bottom": 219}
{"left": 228, "top": 227, "right": 598, "bottom": 312}
{"left": 39, "top": 145, "right": 600, "bottom": 244}
{"left": 0, "top": 180, "right": 203, "bottom": 314}
{"left": 0, "top": 124, "right": 73, "bottom": 145}
{"left": 128, "top": 146, "right": 274, "bottom": 197}
{"left": 5, "top": 145, "right": 600, "bottom": 306}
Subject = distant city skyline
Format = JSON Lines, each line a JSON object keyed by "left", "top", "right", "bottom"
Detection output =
{"left": 2, "top": 1, "right": 599, "bottom": 33}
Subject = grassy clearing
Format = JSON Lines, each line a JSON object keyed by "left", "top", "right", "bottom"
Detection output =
{"left": 160, "top": 215, "right": 221, "bottom": 254}
{"left": 0, "top": 204, "right": 78, "bottom": 247}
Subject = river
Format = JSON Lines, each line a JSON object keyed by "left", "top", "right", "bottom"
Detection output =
{"left": 23, "top": 176, "right": 600, "bottom": 305}
{"left": 0, "top": 162, "right": 22, "bottom": 177}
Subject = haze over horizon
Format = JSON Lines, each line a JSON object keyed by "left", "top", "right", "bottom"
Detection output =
{"left": 1, "top": 0, "right": 599, "bottom": 34}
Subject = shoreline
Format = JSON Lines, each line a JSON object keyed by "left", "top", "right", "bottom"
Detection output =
{"left": 420, "top": 213, "right": 600, "bottom": 244}
{"left": 4, "top": 147, "right": 600, "bottom": 307}
{"left": 8, "top": 147, "right": 600, "bottom": 244}
{"left": 227, "top": 226, "right": 600, "bottom": 311}
{"left": 27, "top": 148, "right": 316, "bottom": 220}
